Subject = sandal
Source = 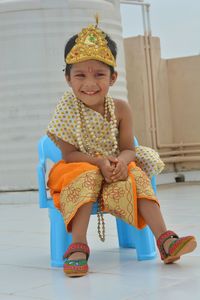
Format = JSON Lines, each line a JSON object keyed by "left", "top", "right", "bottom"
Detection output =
{"left": 157, "top": 230, "right": 197, "bottom": 264}
{"left": 63, "top": 242, "right": 90, "bottom": 277}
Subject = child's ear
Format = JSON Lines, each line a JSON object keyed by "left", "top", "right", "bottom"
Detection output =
{"left": 65, "top": 75, "right": 71, "bottom": 86}
{"left": 110, "top": 71, "right": 118, "bottom": 86}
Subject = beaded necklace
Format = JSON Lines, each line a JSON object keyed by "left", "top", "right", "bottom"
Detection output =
{"left": 72, "top": 94, "right": 119, "bottom": 157}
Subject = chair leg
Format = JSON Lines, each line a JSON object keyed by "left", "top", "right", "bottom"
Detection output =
{"left": 48, "top": 208, "right": 72, "bottom": 267}
{"left": 116, "top": 218, "right": 136, "bottom": 248}
{"left": 116, "top": 218, "right": 156, "bottom": 260}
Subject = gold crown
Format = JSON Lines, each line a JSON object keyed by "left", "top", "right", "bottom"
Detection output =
{"left": 65, "top": 18, "right": 116, "bottom": 67}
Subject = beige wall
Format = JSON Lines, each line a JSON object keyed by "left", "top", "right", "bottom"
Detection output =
{"left": 167, "top": 56, "right": 200, "bottom": 143}
{"left": 124, "top": 36, "right": 200, "bottom": 172}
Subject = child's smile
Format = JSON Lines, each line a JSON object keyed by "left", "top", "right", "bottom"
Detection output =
{"left": 66, "top": 60, "right": 117, "bottom": 113}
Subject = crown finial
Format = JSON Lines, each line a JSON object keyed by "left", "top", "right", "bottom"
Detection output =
{"left": 95, "top": 13, "right": 99, "bottom": 28}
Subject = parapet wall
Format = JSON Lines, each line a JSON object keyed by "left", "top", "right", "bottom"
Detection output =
{"left": 124, "top": 36, "right": 200, "bottom": 172}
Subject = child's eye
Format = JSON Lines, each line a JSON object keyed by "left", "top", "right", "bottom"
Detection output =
{"left": 76, "top": 74, "right": 85, "bottom": 77}
{"left": 96, "top": 73, "right": 105, "bottom": 77}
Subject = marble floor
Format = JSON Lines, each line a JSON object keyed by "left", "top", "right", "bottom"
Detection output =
{"left": 0, "top": 182, "right": 199, "bottom": 300}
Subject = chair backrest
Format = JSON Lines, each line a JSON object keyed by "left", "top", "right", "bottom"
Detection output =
{"left": 38, "top": 135, "right": 62, "bottom": 163}
{"left": 134, "top": 136, "right": 139, "bottom": 147}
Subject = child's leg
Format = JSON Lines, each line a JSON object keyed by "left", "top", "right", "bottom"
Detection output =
{"left": 138, "top": 199, "right": 166, "bottom": 238}
{"left": 69, "top": 202, "right": 93, "bottom": 260}
{"left": 138, "top": 199, "right": 196, "bottom": 260}
{"left": 138, "top": 199, "right": 177, "bottom": 252}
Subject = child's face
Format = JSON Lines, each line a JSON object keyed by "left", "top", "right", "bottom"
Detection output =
{"left": 66, "top": 60, "right": 117, "bottom": 109}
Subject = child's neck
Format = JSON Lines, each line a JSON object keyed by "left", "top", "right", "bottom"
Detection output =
{"left": 82, "top": 100, "right": 106, "bottom": 117}
{"left": 93, "top": 104, "right": 105, "bottom": 117}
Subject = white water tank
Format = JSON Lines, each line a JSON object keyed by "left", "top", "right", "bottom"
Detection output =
{"left": 0, "top": 0, "right": 128, "bottom": 189}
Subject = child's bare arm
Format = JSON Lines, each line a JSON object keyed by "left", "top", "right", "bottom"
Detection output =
{"left": 57, "top": 138, "right": 102, "bottom": 167}
{"left": 115, "top": 99, "right": 135, "bottom": 165}
{"left": 109, "top": 100, "right": 135, "bottom": 181}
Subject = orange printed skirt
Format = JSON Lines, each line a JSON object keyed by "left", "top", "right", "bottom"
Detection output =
{"left": 47, "top": 160, "right": 159, "bottom": 232}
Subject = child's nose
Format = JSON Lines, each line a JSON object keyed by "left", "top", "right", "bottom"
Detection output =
{"left": 84, "top": 79, "right": 97, "bottom": 89}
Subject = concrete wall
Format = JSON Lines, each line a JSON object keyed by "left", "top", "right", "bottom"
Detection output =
{"left": 167, "top": 56, "right": 200, "bottom": 171}
{"left": 167, "top": 56, "right": 200, "bottom": 143}
{"left": 124, "top": 36, "right": 200, "bottom": 172}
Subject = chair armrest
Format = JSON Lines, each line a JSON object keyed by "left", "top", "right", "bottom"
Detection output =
{"left": 37, "top": 162, "right": 49, "bottom": 208}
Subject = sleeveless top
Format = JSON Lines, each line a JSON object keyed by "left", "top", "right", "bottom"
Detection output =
{"left": 47, "top": 91, "right": 120, "bottom": 157}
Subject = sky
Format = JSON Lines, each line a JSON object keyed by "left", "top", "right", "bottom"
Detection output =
{"left": 120, "top": 0, "right": 200, "bottom": 59}
{"left": 0, "top": 0, "right": 199, "bottom": 59}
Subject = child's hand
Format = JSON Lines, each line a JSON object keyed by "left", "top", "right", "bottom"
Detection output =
{"left": 110, "top": 158, "right": 128, "bottom": 182}
{"left": 107, "top": 156, "right": 118, "bottom": 168}
{"left": 98, "top": 158, "right": 116, "bottom": 183}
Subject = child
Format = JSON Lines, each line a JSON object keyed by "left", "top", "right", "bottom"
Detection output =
{"left": 46, "top": 18, "right": 197, "bottom": 277}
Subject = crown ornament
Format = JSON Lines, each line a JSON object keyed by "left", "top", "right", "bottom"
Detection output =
{"left": 65, "top": 15, "right": 116, "bottom": 67}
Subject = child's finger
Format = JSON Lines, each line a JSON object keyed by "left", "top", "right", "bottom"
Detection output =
{"left": 105, "top": 160, "right": 116, "bottom": 171}
{"left": 107, "top": 156, "right": 118, "bottom": 163}
{"left": 110, "top": 163, "right": 116, "bottom": 171}
{"left": 108, "top": 166, "right": 116, "bottom": 173}
{"left": 112, "top": 163, "right": 121, "bottom": 175}
{"left": 111, "top": 170, "right": 123, "bottom": 181}
{"left": 112, "top": 173, "right": 128, "bottom": 182}
{"left": 105, "top": 177, "right": 112, "bottom": 183}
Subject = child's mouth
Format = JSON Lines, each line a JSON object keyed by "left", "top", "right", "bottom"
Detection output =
{"left": 82, "top": 91, "right": 99, "bottom": 95}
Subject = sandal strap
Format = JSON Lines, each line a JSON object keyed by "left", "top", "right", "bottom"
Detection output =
{"left": 157, "top": 230, "right": 179, "bottom": 260}
{"left": 63, "top": 243, "right": 90, "bottom": 260}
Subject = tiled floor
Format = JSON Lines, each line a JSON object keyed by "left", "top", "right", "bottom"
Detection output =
{"left": 0, "top": 182, "right": 199, "bottom": 300}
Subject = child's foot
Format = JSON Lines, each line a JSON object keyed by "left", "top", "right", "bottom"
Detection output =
{"left": 63, "top": 243, "right": 90, "bottom": 277}
{"left": 68, "top": 251, "right": 87, "bottom": 261}
{"left": 163, "top": 237, "right": 177, "bottom": 253}
{"left": 157, "top": 230, "right": 197, "bottom": 264}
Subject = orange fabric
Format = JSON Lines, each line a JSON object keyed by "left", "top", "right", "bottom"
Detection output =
{"left": 47, "top": 160, "right": 159, "bottom": 232}
{"left": 128, "top": 168, "right": 139, "bottom": 229}
{"left": 47, "top": 160, "right": 98, "bottom": 209}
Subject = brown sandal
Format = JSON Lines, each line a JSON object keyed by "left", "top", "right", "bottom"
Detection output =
{"left": 63, "top": 243, "right": 90, "bottom": 277}
{"left": 157, "top": 230, "right": 197, "bottom": 264}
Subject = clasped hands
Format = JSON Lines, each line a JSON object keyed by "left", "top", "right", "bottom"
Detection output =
{"left": 98, "top": 156, "right": 128, "bottom": 183}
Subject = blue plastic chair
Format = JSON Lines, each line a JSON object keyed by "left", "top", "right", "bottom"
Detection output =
{"left": 37, "top": 135, "right": 157, "bottom": 267}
